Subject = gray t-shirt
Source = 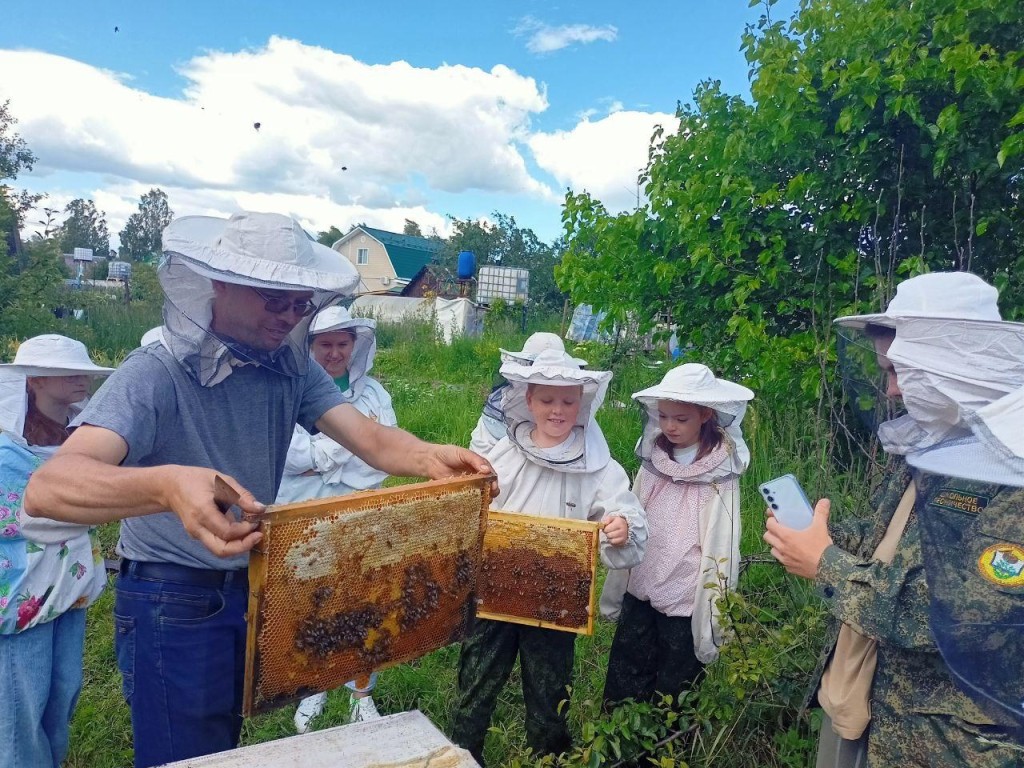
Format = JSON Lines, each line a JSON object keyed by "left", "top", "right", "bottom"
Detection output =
{"left": 73, "top": 344, "right": 345, "bottom": 569}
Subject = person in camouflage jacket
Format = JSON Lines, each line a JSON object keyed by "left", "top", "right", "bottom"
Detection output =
{"left": 798, "top": 458, "right": 1020, "bottom": 767}
{"left": 766, "top": 273, "right": 1022, "bottom": 767}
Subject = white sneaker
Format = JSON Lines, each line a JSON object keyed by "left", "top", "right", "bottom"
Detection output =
{"left": 294, "top": 692, "right": 327, "bottom": 733}
{"left": 350, "top": 695, "right": 381, "bottom": 722}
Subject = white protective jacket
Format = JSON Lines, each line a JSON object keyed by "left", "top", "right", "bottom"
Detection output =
{"left": 276, "top": 312, "right": 397, "bottom": 504}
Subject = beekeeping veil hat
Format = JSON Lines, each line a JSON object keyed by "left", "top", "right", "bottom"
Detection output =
{"left": 499, "top": 332, "right": 585, "bottom": 366}
{"left": 159, "top": 212, "right": 360, "bottom": 386}
{"left": 834, "top": 272, "right": 1001, "bottom": 330}
{"left": 833, "top": 272, "right": 1002, "bottom": 435}
{"left": 882, "top": 316, "right": 1024, "bottom": 486}
{"left": 0, "top": 334, "right": 113, "bottom": 444}
{"left": 499, "top": 349, "right": 612, "bottom": 472}
{"left": 486, "top": 333, "right": 584, "bottom": 427}
{"left": 309, "top": 305, "right": 378, "bottom": 401}
{"left": 631, "top": 363, "right": 754, "bottom": 473}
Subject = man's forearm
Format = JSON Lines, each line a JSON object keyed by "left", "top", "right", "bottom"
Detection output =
{"left": 25, "top": 454, "right": 172, "bottom": 524}
{"left": 347, "top": 420, "right": 433, "bottom": 478}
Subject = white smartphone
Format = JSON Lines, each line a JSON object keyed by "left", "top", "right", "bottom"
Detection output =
{"left": 759, "top": 474, "right": 814, "bottom": 530}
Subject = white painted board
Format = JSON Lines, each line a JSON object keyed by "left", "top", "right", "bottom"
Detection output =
{"left": 158, "top": 710, "right": 479, "bottom": 767}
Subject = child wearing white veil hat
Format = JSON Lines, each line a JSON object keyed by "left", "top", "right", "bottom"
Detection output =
{"left": 279, "top": 305, "right": 397, "bottom": 732}
{"left": 602, "top": 363, "right": 753, "bottom": 709}
{"left": 0, "top": 335, "right": 113, "bottom": 768}
{"left": 451, "top": 349, "right": 647, "bottom": 765}
{"left": 468, "top": 332, "right": 582, "bottom": 455}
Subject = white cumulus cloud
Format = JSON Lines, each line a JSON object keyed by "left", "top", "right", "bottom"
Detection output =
{"left": 0, "top": 38, "right": 556, "bottom": 242}
{"left": 529, "top": 110, "right": 680, "bottom": 213}
{"left": 514, "top": 17, "right": 618, "bottom": 55}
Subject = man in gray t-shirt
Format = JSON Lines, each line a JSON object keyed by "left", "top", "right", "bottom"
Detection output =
{"left": 23, "top": 212, "right": 493, "bottom": 768}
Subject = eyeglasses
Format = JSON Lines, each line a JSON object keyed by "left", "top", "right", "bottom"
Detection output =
{"left": 249, "top": 286, "right": 316, "bottom": 317}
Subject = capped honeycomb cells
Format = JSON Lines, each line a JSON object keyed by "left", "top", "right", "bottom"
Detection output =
{"left": 475, "top": 512, "right": 599, "bottom": 635}
{"left": 244, "top": 476, "right": 491, "bottom": 715}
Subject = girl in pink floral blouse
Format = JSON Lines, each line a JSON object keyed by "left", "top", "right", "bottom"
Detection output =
{"left": 0, "top": 335, "right": 112, "bottom": 768}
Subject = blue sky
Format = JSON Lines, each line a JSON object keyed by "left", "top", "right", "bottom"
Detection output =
{"left": 0, "top": 0, "right": 799, "bottom": 246}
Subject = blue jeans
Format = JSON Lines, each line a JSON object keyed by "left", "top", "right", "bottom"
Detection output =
{"left": 114, "top": 562, "right": 249, "bottom": 768}
{"left": 0, "top": 608, "right": 87, "bottom": 768}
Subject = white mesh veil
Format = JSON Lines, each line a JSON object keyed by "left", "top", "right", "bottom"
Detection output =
{"left": 159, "top": 213, "right": 359, "bottom": 386}
{"left": 499, "top": 349, "right": 612, "bottom": 473}
{"left": 631, "top": 364, "right": 753, "bottom": 469}
{"left": 309, "top": 305, "right": 378, "bottom": 401}
{"left": 833, "top": 271, "right": 1003, "bottom": 443}
{"left": 888, "top": 316, "right": 1024, "bottom": 485}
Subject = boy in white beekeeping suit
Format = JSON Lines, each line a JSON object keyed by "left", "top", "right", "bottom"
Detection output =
{"left": 278, "top": 305, "right": 397, "bottom": 732}
{"left": 450, "top": 349, "right": 647, "bottom": 766}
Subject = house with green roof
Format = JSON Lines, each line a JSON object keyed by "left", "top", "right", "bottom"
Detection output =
{"left": 331, "top": 225, "right": 442, "bottom": 295}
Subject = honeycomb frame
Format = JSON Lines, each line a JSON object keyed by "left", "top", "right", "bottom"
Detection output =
{"left": 243, "top": 474, "right": 493, "bottom": 716}
{"left": 475, "top": 511, "right": 599, "bottom": 636}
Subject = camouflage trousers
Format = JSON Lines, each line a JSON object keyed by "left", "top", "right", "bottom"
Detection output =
{"left": 604, "top": 593, "right": 704, "bottom": 708}
{"left": 450, "top": 618, "right": 575, "bottom": 766}
{"left": 867, "top": 700, "right": 1023, "bottom": 768}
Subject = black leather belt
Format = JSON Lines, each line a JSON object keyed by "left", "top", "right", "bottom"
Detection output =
{"left": 118, "top": 558, "right": 248, "bottom": 589}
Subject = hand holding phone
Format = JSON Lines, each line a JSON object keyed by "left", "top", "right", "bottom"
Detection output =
{"left": 759, "top": 474, "right": 814, "bottom": 530}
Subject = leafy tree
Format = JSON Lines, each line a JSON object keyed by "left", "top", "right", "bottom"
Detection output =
{"left": 0, "top": 237, "right": 68, "bottom": 338}
{"left": 316, "top": 225, "right": 344, "bottom": 247}
{"left": 119, "top": 189, "right": 173, "bottom": 262}
{"left": 0, "top": 103, "right": 93, "bottom": 339}
{"left": 58, "top": 198, "right": 110, "bottom": 257}
{"left": 126, "top": 261, "right": 162, "bottom": 305}
{"left": 402, "top": 219, "right": 424, "bottom": 237}
{"left": 0, "top": 99, "right": 35, "bottom": 183}
{"left": 0, "top": 100, "right": 39, "bottom": 254}
{"left": 558, "top": 0, "right": 1024, "bottom": 400}
{"left": 0, "top": 193, "right": 19, "bottom": 314}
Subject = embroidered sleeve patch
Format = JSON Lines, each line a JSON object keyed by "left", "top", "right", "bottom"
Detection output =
{"left": 931, "top": 488, "right": 990, "bottom": 515}
{"left": 978, "top": 543, "right": 1024, "bottom": 587}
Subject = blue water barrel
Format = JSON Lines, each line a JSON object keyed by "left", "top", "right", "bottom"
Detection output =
{"left": 457, "top": 250, "right": 476, "bottom": 280}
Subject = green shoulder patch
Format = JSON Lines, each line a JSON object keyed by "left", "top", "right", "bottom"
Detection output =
{"left": 978, "top": 543, "right": 1024, "bottom": 587}
{"left": 930, "top": 488, "right": 990, "bottom": 515}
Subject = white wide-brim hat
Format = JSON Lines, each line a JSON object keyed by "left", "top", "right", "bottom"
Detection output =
{"left": 632, "top": 363, "right": 753, "bottom": 426}
{"left": 834, "top": 272, "right": 1000, "bottom": 330}
{"left": 0, "top": 334, "right": 114, "bottom": 377}
{"left": 500, "top": 348, "right": 612, "bottom": 473}
{"left": 499, "top": 332, "right": 586, "bottom": 366}
{"left": 162, "top": 213, "right": 359, "bottom": 293}
{"left": 140, "top": 326, "right": 165, "bottom": 347}
{"left": 158, "top": 212, "right": 361, "bottom": 386}
{"left": 311, "top": 305, "right": 376, "bottom": 335}
{"left": 308, "top": 304, "right": 379, "bottom": 391}
{"left": 500, "top": 348, "right": 611, "bottom": 427}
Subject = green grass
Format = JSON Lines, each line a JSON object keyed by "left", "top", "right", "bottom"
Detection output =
{"left": 65, "top": 313, "right": 868, "bottom": 767}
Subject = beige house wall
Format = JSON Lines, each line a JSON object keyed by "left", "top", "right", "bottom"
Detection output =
{"left": 333, "top": 231, "right": 396, "bottom": 293}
